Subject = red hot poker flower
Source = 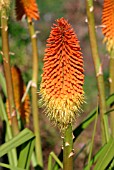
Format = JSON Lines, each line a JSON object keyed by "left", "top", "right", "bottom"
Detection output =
{"left": 40, "top": 18, "right": 84, "bottom": 130}
{"left": 102, "top": 0, "right": 114, "bottom": 51}
{"left": 15, "top": 0, "right": 40, "bottom": 21}
{"left": 6, "top": 66, "right": 30, "bottom": 126}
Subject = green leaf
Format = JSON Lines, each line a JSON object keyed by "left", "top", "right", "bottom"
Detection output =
{"left": 0, "top": 163, "right": 25, "bottom": 170}
{"left": 107, "top": 94, "right": 114, "bottom": 106}
{"left": 94, "top": 138, "right": 114, "bottom": 170}
{"left": 18, "top": 138, "right": 35, "bottom": 169}
{"left": 48, "top": 152, "right": 63, "bottom": 170}
{"left": 0, "top": 128, "right": 35, "bottom": 158}
{"left": 48, "top": 152, "right": 63, "bottom": 169}
{"left": 48, "top": 153, "right": 53, "bottom": 170}
{"left": 0, "top": 95, "right": 13, "bottom": 141}
{"left": 87, "top": 106, "right": 98, "bottom": 168}
{"left": 84, "top": 146, "right": 104, "bottom": 170}
{"left": 0, "top": 96, "right": 35, "bottom": 169}
{"left": 0, "top": 95, "right": 17, "bottom": 165}
{"left": 84, "top": 138, "right": 114, "bottom": 170}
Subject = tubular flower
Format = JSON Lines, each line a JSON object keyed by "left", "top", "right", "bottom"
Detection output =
{"left": 102, "top": 0, "right": 114, "bottom": 52}
{"left": 40, "top": 17, "right": 84, "bottom": 130}
{"left": 6, "top": 66, "right": 30, "bottom": 126}
{"left": 15, "top": 0, "right": 40, "bottom": 21}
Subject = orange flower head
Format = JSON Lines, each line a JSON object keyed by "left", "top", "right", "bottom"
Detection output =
{"left": 6, "top": 66, "right": 30, "bottom": 126}
{"left": 40, "top": 17, "right": 84, "bottom": 130}
{"left": 102, "top": 0, "right": 114, "bottom": 52}
{"left": 15, "top": 0, "right": 40, "bottom": 21}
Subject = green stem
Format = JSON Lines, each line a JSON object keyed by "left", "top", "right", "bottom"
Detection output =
{"left": 27, "top": 19, "right": 43, "bottom": 168}
{"left": 86, "top": 0, "right": 109, "bottom": 144}
{"left": 109, "top": 50, "right": 114, "bottom": 137}
{"left": 63, "top": 124, "right": 73, "bottom": 170}
{"left": 0, "top": 4, "right": 19, "bottom": 136}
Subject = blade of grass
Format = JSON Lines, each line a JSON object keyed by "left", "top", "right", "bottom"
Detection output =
{"left": 31, "top": 151, "right": 37, "bottom": 168}
{"left": 94, "top": 138, "right": 114, "bottom": 170}
{"left": 0, "top": 94, "right": 17, "bottom": 165}
{"left": 0, "top": 163, "right": 26, "bottom": 170}
{"left": 107, "top": 94, "right": 114, "bottom": 106}
{"left": 51, "top": 152, "right": 63, "bottom": 169}
{"left": 84, "top": 145, "right": 105, "bottom": 170}
{"left": 48, "top": 153, "right": 53, "bottom": 170}
{"left": 84, "top": 138, "right": 114, "bottom": 170}
{"left": 48, "top": 152, "right": 63, "bottom": 170}
{"left": 0, "top": 128, "right": 35, "bottom": 157}
{"left": 87, "top": 105, "right": 98, "bottom": 169}
{"left": 18, "top": 138, "right": 35, "bottom": 169}
{"left": 0, "top": 95, "right": 12, "bottom": 140}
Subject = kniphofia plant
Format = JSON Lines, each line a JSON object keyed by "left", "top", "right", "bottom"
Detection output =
{"left": 40, "top": 17, "right": 84, "bottom": 170}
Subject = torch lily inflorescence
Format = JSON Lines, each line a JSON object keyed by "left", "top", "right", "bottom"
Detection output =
{"left": 15, "top": 0, "right": 40, "bottom": 21}
{"left": 6, "top": 66, "right": 30, "bottom": 126}
{"left": 102, "top": 0, "right": 114, "bottom": 52}
{"left": 40, "top": 17, "right": 84, "bottom": 130}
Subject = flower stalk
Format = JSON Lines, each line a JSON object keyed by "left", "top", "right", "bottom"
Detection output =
{"left": 63, "top": 124, "right": 73, "bottom": 170}
{"left": 102, "top": 0, "right": 114, "bottom": 138}
{"left": 86, "top": 0, "right": 109, "bottom": 144}
{"left": 28, "top": 18, "right": 43, "bottom": 168}
{"left": 0, "top": 1, "right": 19, "bottom": 136}
{"left": 15, "top": 0, "right": 42, "bottom": 166}
{"left": 109, "top": 50, "right": 114, "bottom": 137}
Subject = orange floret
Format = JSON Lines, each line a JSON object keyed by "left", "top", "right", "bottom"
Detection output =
{"left": 15, "top": 0, "right": 40, "bottom": 21}
{"left": 102, "top": 0, "right": 114, "bottom": 51}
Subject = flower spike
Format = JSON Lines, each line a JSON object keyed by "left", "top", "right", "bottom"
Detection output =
{"left": 6, "top": 66, "right": 30, "bottom": 126}
{"left": 102, "top": 0, "right": 114, "bottom": 52}
{"left": 40, "top": 17, "right": 84, "bottom": 130}
{"left": 15, "top": 0, "right": 40, "bottom": 21}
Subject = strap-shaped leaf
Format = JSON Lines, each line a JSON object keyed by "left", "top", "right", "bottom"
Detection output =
{"left": 94, "top": 138, "right": 114, "bottom": 170}
{"left": 84, "top": 138, "right": 114, "bottom": 169}
{"left": 0, "top": 95, "right": 17, "bottom": 165}
{"left": 0, "top": 128, "right": 35, "bottom": 158}
{"left": 0, "top": 163, "right": 25, "bottom": 170}
{"left": 48, "top": 152, "right": 63, "bottom": 170}
{"left": 18, "top": 138, "right": 35, "bottom": 169}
